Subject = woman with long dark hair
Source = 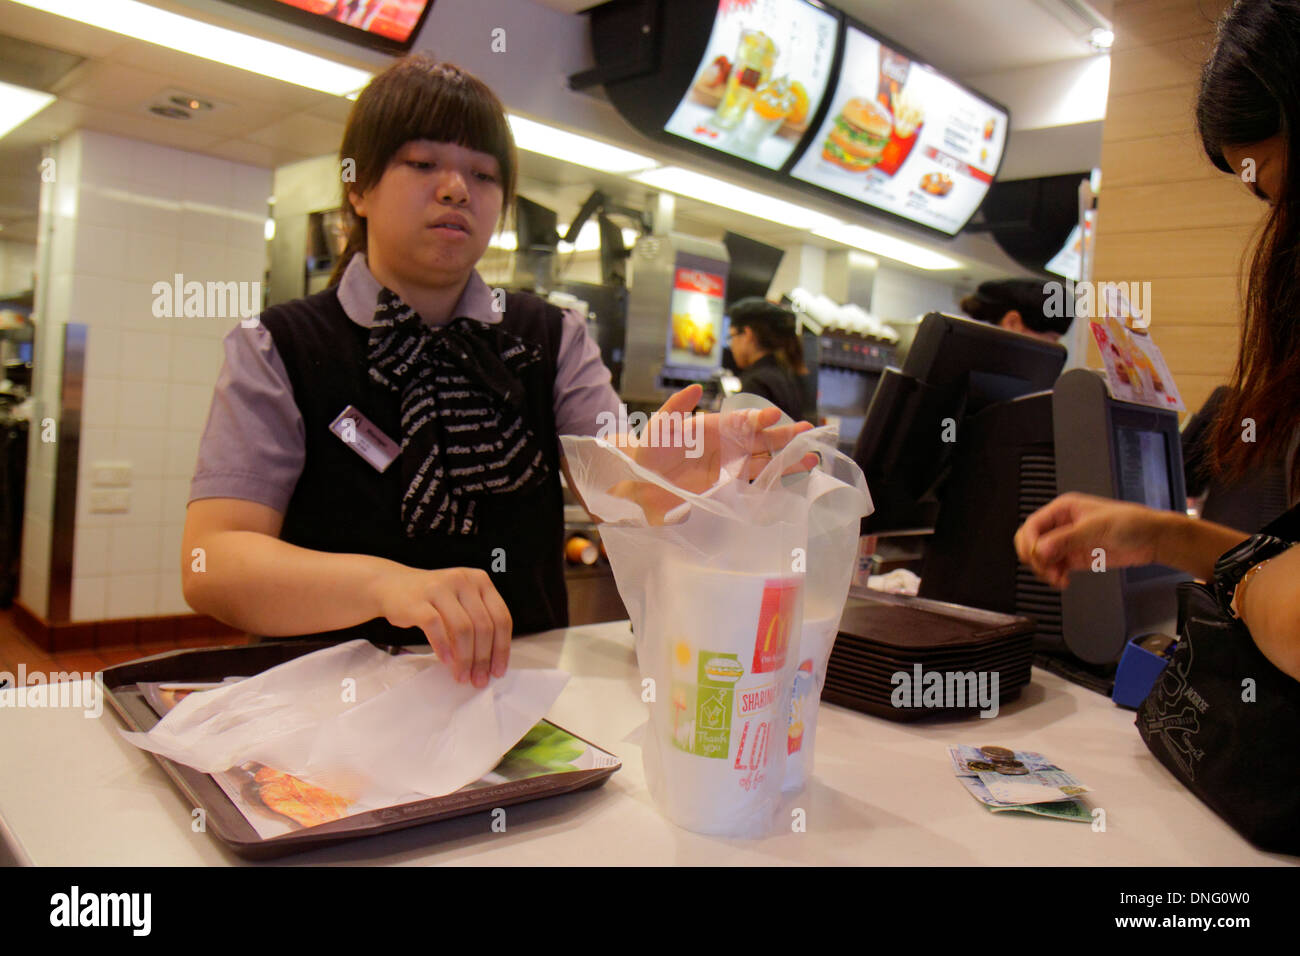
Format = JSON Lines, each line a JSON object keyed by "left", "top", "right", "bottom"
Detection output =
{"left": 181, "top": 56, "right": 813, "bottom": 688}
{"left": 1016, "top": 0, "right": 1300, "bottom": 682}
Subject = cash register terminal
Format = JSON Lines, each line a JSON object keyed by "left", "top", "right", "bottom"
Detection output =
{"left": 852, "top": 313, "right": 1188, "bottom": 695}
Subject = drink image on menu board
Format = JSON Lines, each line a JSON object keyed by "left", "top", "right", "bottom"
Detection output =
{"left": 713, "top": 29, "right": 777, "bottom": 130}
{"left": 790, "top": 24, "right": 1007, "bottom": 235}
{"left": 664, "top": 0, "right": 837, "bottom": 171}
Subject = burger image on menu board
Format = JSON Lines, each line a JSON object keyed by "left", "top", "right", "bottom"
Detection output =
{"left": 821, "top": 97, "right": 893, "bottom": 172}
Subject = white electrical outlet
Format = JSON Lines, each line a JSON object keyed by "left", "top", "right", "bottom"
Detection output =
{"left": 90, "top": 461, "right": 132, "bottom": 487}
{"left": 88, "top": 489, "right": 130, "bottom": 513}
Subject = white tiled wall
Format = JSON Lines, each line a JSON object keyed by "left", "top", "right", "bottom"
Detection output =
{"left": 0, "top": 239, "right": 36, "bottom": 294}
{"left": 23, "top": 129, "right": 271, "bottom": 623}
{"left": 870, "top": 264, "right": 963, "bottom": 323}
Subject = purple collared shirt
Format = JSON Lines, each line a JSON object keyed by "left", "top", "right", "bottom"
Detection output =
{"left": 189, "top": 254, "right": 620, "bottom": 511}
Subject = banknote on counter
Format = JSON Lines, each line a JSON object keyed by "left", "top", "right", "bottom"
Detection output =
{"left": 948, "top": 745, "right": 1093, "bottom": 823}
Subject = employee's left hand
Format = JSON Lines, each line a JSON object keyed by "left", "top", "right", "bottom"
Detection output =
{"left": 621, "top": 384, "right": 818, "bottom": 521}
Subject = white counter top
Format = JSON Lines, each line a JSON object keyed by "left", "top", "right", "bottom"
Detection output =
{"left": 0, "top": 619, "right": 1292, "bottom": 866}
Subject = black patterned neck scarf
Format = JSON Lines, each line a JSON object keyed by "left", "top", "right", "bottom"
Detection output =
{"left": 367, "top": 287, "right": 548, "bottom": 536}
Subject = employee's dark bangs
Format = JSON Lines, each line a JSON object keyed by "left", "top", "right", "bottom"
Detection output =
{"left": 329, "top": 56, "right": 518, "bottom": 285}
{"left": 342, "top": 55, "right": 517, "bottom": 212}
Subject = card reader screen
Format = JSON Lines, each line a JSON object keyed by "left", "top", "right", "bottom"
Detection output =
{"left": 1115, "top": 426, "right": 1173, "bottom": 511}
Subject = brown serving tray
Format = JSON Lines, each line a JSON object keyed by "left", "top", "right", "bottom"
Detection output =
{"left": 825, "top": 592, "right": 1037, "bottom": 721}
{"left": 101, "top": 639, "right": 620, "bottom": 860}
{"left": 838, "top": 591, "right": 1037, "bottom": 653}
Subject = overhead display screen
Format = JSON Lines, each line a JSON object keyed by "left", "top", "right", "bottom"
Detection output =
{"left": 221, "top": 0, "right": 435, "bottom": 51}
{"left": 789, "top": 23, "right": 1008, "bottom": 235}
{"left": 663, "top": 0, "right": 838, "bottom": 171}
{"left": 667, "top": 264, "right": 727, "bottom": 374}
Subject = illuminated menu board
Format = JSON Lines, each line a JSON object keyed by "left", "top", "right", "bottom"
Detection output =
{"left": 273, "top": 0, "right": 429, "bottom": 42}
{"left": 667, "top": 265, "right": 727, "bottom": 374}
{"left": 663, "top": 0, "right": 838, "bottom": 171}
{"left": 222, "top": 0, "right": 434, "bottom": 49}
{"left": 789, "top": 24, "right": 1008, "bottom": 235}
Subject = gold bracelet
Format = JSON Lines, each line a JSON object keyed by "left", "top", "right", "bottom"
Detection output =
{"left": 1229, "top": 558, "right": 1274, "bottom": 620}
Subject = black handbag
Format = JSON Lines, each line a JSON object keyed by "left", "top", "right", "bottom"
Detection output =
{"left": 1136, "top": 575, "right": 1300, "bottom": 854}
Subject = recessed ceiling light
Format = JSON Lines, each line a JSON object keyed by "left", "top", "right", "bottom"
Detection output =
{"left": 169, "top": 95, "right": 213, "bottom": 111}
{"left": 149, "top": 105, "right": 191, "bottom": 120}
{"left": 814, "top": 222, "right": 963, "bottom": 271}
{"left": 508, "top": 115, "right": 658, "bottom": 175}
{"left": 1089, "top": 28, "right": 1114, "bottom": 50}
{"left": 11, "top": 0, "right": 372, "bottom": 96}
{"left": 0, "top": 79, "right": 56, "bottom": 140}
{"left": 631, "top": 166, "right": 840, "bottom": 231}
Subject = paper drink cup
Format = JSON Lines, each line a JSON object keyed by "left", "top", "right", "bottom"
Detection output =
{"left": 642, "top": 562, "right": 804, "bottom": 835}
{"left": 783, "top": 615, "right": 838, "bottom": 791}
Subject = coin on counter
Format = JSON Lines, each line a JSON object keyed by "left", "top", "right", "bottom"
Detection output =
{"left": 993, "top": 759, "right": 1025, "bottom": 769}
{"left": 980, "top": 746, "right": 1015, "bottom": 760}
{"left": 995, "top": 765, "right": 1029, "bottom": 775}
{"left": 967, "top": 760, "right": 998, "bottom": 772}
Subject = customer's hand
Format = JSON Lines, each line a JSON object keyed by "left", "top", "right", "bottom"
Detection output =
{"left": 371, "top": 566, "right": 511, "bottom": 687}
{"left": 620, "top": 384, "right": 819, "bottom": 522}
{"left": 1015, "top": 492, "right": 1166, "bottom": 588}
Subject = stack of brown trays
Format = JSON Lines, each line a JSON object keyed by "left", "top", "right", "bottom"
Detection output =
{"left": 824, "top": 590, "right": 1036, "bottom": 721}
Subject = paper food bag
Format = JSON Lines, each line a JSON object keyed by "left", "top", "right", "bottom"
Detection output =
{"left": 562, "top": 395, "right": 871, "bottom": 835}
{"left": 121, "top": 640, "right": 569, "bottom": 810}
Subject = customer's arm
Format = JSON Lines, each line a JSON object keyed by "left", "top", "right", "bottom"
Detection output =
{"left": 1235, "top": 546, "right": 1300, "bottom": 681}
{"left": 1015, "top": 492, "right": 1247, "bottom": 587}
{"left": 181, "top": 499, "right": 511, "bottom": 686}
{"left": 1151, "top": 505, "right": 1252, "bottom": 579}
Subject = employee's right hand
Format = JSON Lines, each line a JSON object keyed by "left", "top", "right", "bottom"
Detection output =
{"left": 372, "top": 566, "right": 512, "bottom": 687}
{"left": 1014, "top": 492, "right": 1165, "bottom": 589}
{"left": 621, "top": 384, "right": 818, "bottom": 523}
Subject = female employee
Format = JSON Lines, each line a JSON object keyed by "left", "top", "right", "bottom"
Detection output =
{"left": 726, "top": 297, "right": 809, "bottom": 421}
{"left": 1015, "top": 0, "right": 1300, "bottom": 683}
{"left": 182, "top": 55, "right": 813, "bottom": 689}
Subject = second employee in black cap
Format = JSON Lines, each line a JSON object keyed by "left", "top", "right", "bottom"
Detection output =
{"left": 960, "top": 278, "right": 1073, "bottom": 343}
{"left": 726, "top": 297, "right": 809, "bottom": 422}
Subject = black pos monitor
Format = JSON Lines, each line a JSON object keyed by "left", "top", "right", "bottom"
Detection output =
{"left": 853, "top": 314, "right": 1188, "bottom": 693}
{"left": 856, "top": 312, "right": 1066, "bottom": 533}
{"left": 922, "top": 368, "right": 1188, "bottom": 679}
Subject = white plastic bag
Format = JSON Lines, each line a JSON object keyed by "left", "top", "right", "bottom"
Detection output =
{"left": 561, "top": 396, "right": 870, "bottom": 834}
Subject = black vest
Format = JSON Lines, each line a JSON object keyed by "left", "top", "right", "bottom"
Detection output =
{"left": 258, "top": 287, "right": 568, "bottom": 643}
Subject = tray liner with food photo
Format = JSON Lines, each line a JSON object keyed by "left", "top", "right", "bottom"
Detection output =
{"left": 104, "top": 641, "right": 620, "bottom": 859}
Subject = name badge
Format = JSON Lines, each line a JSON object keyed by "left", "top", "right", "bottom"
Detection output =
{"left": 330, "top": 405, "right": 401, "bottom": 473}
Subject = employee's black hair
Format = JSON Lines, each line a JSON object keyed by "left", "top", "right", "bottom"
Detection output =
{"left": 328, "top": 55, "right": 517, "bottom": 286}
{"left": 1197, "top": 0, "right": 1300, "bottom": 494}
{"left": 728, "top": 297, "right": 808, "bottom": 375}
{"left": 960, "top": 279, "right": 1070, "bottom": 336}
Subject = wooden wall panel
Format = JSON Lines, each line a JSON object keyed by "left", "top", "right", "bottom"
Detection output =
{"left": 1093, "top": 0, "right": 1252, "bottom": 418}
{"left": 1112, "top": 0, "right": 1226, "bottom": 50}
{"left": 1108, "top": 33, "right": 1218, "bottom": 97}
{"left": 1093, "top": 225, "right": 1255, "bottom": 278}
{"left": 1102, "top": 86, "right": 1200, "bottom": 143}
{"left": 1098, "top": 178, "right": 1262, "bottom": 233}
{"left": 1127, "top": 274, "right": 1246, "bottom": 327}
{"left": 1099, "top": 132, "right": 1218, "bottom": 187}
